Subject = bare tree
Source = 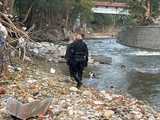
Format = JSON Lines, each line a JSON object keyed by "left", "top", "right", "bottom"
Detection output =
{"left": 0, "top": 0, "right": 15, "bottom": 14}
{"left": 146, "top": 0, "right": 152, "bottom": 17}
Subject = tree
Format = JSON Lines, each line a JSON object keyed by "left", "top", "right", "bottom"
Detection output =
{"left": 146, "top": 0, "right": 151, "bottom": 17}
{"left": 14, "top": 0, "right": 93, "bottom": 30}
{"left": 0, "top": 0, "right": 15, "bottom": 14}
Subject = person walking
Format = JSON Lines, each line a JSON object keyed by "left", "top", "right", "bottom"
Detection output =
{"left": 65, "top": 33, "right": 88, "bottom": 88}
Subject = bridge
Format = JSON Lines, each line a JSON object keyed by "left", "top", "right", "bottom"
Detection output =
{"left": 92, "top": 2, "right": 129, "bottom": 15}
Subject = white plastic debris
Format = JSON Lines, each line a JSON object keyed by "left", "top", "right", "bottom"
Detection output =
{"left": 8, "top": 65, "right": 15, "bottom": 73}
{"left": 50, "top": 68, "right": 56, "bottom": 74}
{"left": 69, "top": 87, "right": 79, "bottom": 92}
{"left": 27, "top": 79, "right": 37, "bottom": 84}
{"left": 0, "top": 22, "right": 8, "bottom": 39}
{"left": 6, "top": 97, "right": 52, "bottom": 120}
{"left": 104, "top": 110, "right": 115, "bottom": 119}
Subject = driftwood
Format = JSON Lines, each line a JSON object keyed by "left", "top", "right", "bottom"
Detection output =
{"left": 0, "top": 12, "right": 29, "bottom": 39}
{"left": 0, "top": 12, "right": 30, "bottom": 79}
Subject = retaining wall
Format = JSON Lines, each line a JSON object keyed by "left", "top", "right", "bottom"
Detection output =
{"left": 118, "top": 26, "right": 160, "bottom": 50}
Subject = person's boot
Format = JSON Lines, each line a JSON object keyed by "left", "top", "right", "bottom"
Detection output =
{"left": 76, "top": 82, "right": 82, "bottom": 89}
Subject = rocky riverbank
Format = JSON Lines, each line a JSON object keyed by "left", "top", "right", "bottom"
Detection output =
{"left": 0, "top": 59, "right": 160, "bottom": 120}
{"left": 27, "top": 41, "right": 112, "bottom": 65}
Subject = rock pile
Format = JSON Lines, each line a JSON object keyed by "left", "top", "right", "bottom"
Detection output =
{"left": 28, "top": 41, "right": 112, "bottom": 65}
{"left": 0, "top": 62, "right": 160, "bottom": 120}
{"left": 28, "top": 42, "right": 67, "bottom": 63}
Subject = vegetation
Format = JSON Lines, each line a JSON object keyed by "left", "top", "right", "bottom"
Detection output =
{"left": 0, "top": 0, "right": 160, "bottom": 31}
{"left": 13, "top": 0, "right": 94, "bottom": 30}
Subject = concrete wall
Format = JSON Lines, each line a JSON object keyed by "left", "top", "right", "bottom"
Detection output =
{"left": 118, "top": 26, "right": 160, "bottom": 50}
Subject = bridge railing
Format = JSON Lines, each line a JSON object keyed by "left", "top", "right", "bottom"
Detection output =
{"left": 94, "top": 2, "right": 129, "bottom": 9}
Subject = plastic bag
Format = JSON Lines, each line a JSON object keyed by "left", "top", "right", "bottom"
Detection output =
{"left": 6, "top": 97, "right": 52, "bottom": 120}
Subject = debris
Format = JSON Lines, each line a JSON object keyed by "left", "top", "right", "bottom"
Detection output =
{"left": 91, "top": 55, "right": 112, "bottom": 64}
{"left": 104, "top": 110, "right": 115, "bottom": 119}
{"left": 93, "top": 101, "right": 104, "bottom": 105}
{"left": 148, "top": 115, "right": 156, "bottom": 120}
{"left": 27, "top": 97, "right": 35, "bottom": 103}
{"left": 32, "top": 48, "right": 39, "bottom": 54}
{"left": 27, "top": 79, "right": 37, "bottom": 84}
{"left": 82, "top": 90, "right": 92, "bottom": 97}
{"left": 0, "top": 87, "right": 6, "bottom": 95}
{"left": 8, "top": 65, "right": 14, "bottom": 73}
{"left": 0, "top": 22, "right": 8, "bottom": 39}
{"left": 24, "top": 56, "right": 32, "bottom": 62}
{"left": 6, "top": 97, "right": 52, "bottom": 120}
{"left": 50, "top": 68, "right": 56, "bottom": 74}
{"left": 15, "top": 67, "right": 22, "bottom": 72}
{"left": 69, "top": 87, "right": 79, "bottom": 92}
{"left": 88, "top": 57, "right": 94, "bottom": 64}
{"left": 0, "top": 59, "right": 160, "bottom": 120}
{"left": 8, "top": 65, "right": 22, "bottom": 72}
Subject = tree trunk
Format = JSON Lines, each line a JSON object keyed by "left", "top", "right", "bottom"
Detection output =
{"left": 146, "top": 0, "right": 151, "bottom": 17}
{"left": 0, "top": 0, "right": 15, "bottom": 14}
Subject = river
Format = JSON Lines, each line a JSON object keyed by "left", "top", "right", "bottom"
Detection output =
{"left": 85, "top": 39, "right": 160, "bottom": 111}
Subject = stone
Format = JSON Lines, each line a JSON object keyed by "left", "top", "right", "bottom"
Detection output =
{"left": 32, "top": 48, "right": 39, "bottom": 54}
{"left": 0, "top": 87, "right": 6, "bottom": 95}
{"left": 27, "top": 97, "right": 35, "bottom": 103}
{"left": 94, "top": 62, "right": 100, "bottom": 65}
{"left": 68, "top": 110, "right": 74, "bottom": 116}
{"left": 24, "top": 56, "right": 32, "bottom": 62}
{"left": 8, "top": 65, "right": 14, "bottom": 73}
{"left": 28, "top": 41, "right": 67, "bottom": 63}
{"left": 0, "top": 108, "right": 7, "bottom": 114}
{"left": 88, "top": 57, "right": 94, "bottom": 64}
{"left": 27, "top": 79, "right": 37, "bottom": 84}
{"left": 82, "top": 90, "right": 92, "bottom": 97}
{"left": 93, "top": 101, "right": 104, "bottom": 105}
{"left": 91, "top": 55, "right": 112, "bottom": 64}
{"left": 41, "top": 42, "right": 52, "bottom": 47}
{"left": 58, "top": 46, "right": 66, "bottom": 56}
{"left": 104, "top": 93, "right": 113, "bottom": 101}
{"left": 69, "top": 87, "right": 78, "bottom": 92}
{"left": 15, "top": 67, "right": 22, "bottom": 72}
{"left": 104, "top": 110, "right": 115, "bottom": 119}
{"left": 132, "top": 111, "right": 143, "bottom": 119}
{"left": 148, "top": 115, "right": 156, "bottom": 120}
{"left": 100, "top": 90, "right": 106, "bottom": 95}
{"left": 50, "top": 68, "right": 56, "bottom": 74}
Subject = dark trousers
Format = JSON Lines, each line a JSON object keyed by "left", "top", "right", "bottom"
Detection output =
{"left": 69, "top": 61, "right": 84, "bottom": 86}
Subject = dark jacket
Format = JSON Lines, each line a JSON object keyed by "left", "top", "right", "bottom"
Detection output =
{"left": 65, "top": 40, "right": 88, "bottom": 67}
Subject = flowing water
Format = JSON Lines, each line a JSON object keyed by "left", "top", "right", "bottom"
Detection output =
{"left": 85, "top": 39, "right": 160, "bottom": 111}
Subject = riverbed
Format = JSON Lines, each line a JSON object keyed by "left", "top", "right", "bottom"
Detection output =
{"left": 85, "top": 38, "right": 160, "bottom": 111}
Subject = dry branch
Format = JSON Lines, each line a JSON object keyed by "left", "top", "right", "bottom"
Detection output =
{"left": 0, "top": 12, "right": 29, "bottom": 40}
